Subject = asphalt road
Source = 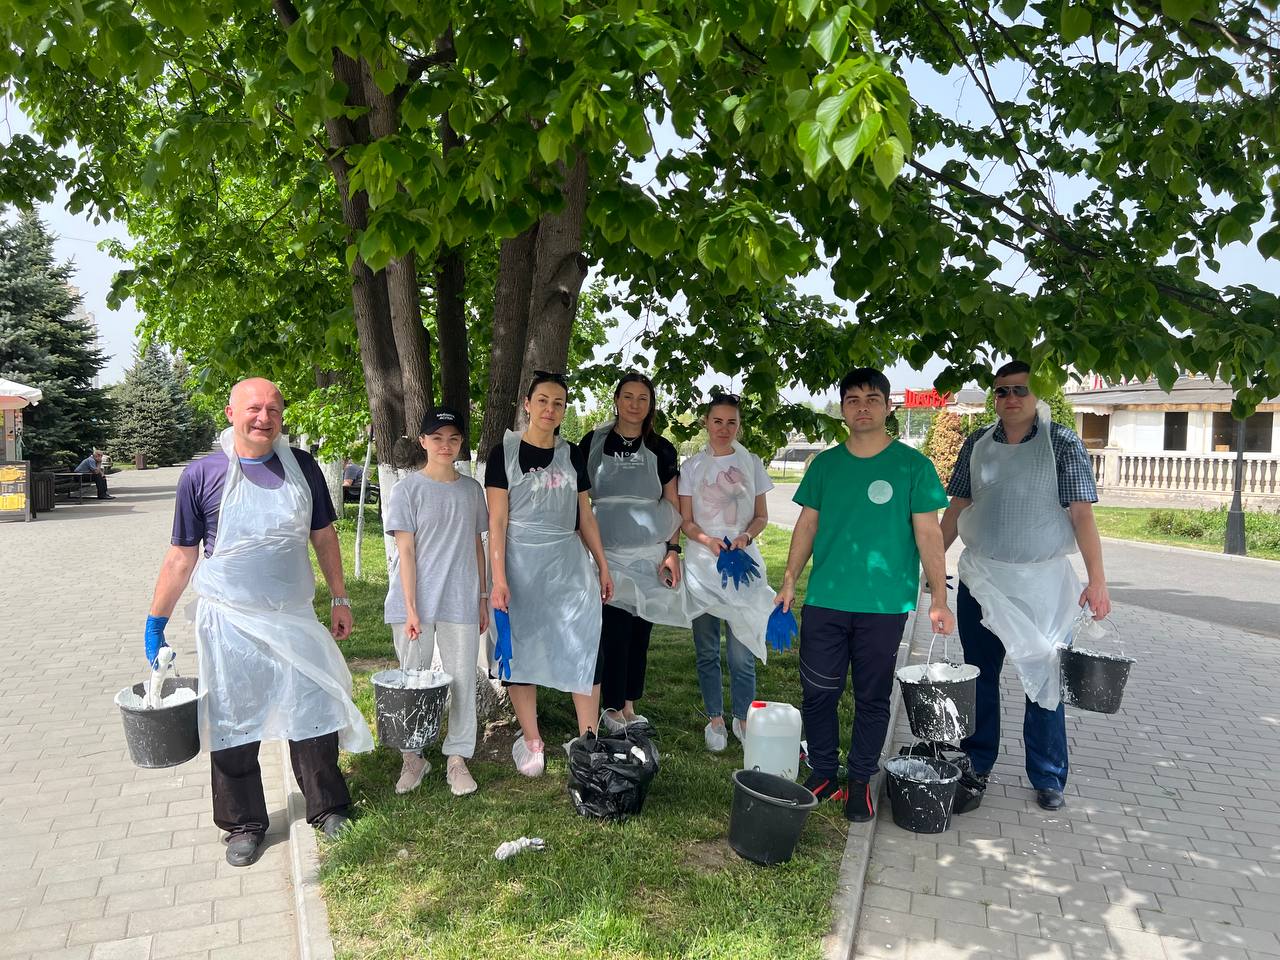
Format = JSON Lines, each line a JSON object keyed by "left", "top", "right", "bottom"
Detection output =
{"left": 765, "top": 483, "right": 1280, "bottom": 638}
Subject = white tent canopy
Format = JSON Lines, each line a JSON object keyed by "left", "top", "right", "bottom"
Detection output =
{"left": 0, "top": 377, "right": 43, "bottom": 411}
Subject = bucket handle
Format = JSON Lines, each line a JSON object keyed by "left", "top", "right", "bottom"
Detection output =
{"left": 924, "top": 631, "right": 955, "bottom": 666}
{"left": 1067, "top": 607, "right": 1124, "bottom": 656}
{"left": 748, "top": 765, "right": 801, "bottom": 806}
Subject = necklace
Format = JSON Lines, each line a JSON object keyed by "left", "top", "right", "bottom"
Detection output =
{"left": 615, "top": 430, "right": 641, "bottom": 449}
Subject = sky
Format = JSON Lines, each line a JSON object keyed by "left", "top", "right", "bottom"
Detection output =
{"left": 3, "top": 42, "right": 1271, "bottom": 400}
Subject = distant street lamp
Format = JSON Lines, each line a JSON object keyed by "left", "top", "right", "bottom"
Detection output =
{"left": 1225, "top": 417, "right": 1247, "bottom": 556}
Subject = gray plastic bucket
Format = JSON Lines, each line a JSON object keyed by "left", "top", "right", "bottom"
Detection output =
{"left": 885, "top": 755, "right": 961, "bottom": 834}
{"left": 1061, "top": 648, "right": 1134, "bottom": 714}
{"left": 728, "top": 769, "right": 819, "bottom": 866}
{"left": 895, "top": 662, "right": 979, "bottom": 743}
{"left": 115, "top": 677, "right": 201, "bottom": 769}
{"left": 372, "top": 669, "right": 451, "bottom": 752}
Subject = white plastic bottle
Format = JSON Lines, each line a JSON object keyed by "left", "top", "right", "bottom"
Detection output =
{"left": 742, "top": 700, "right": 803, "bottom": 780}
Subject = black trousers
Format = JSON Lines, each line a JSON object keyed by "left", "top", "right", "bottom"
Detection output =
{"left": 595, "top": 604, "right": 654, "bottom": 710}
{"left": 799, "top": 604, "right": 908, "bottom": 783}
{"left": 91, "top": 474, "right": 108, "bottom": 498}
{"left": 210, "top": 732, "right": 350, "bottom": 836}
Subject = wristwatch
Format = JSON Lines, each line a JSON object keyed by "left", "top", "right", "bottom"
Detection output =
{"left": 331, "top": 596, "right": 351, "bottom": 608}
{"left": 665, "top": 541, "right": 682, "bottom": 555}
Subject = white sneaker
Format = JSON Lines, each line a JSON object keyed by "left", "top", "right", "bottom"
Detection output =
{"left": 512, "top": 736, "right": 545, "bottom": 777}
{"left": 395, "top": 754, "right": 430, "bottom": 794}
{"left": 732, "top": 717, "right": 747, "bottom": 745}
{"left": 446, "top": 756, "right": 477, "bottom": 796}
{"left": 600, "top": 709, "right": 627, "bottom": 735}
{"left": 704, "top": 720, "right": 728, "bottom": 753}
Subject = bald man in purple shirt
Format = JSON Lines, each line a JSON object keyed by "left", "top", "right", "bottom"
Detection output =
{"left": 144, "top": 378, "right": 372, "bottom": 867}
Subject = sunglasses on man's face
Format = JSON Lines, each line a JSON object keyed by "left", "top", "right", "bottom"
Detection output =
{"left": 993, "top": 385, "right": 1031, "bottom": 399}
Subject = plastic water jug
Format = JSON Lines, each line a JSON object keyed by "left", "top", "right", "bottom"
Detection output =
{"left": 742, "top": 700, "right": 802, "bottom": 781}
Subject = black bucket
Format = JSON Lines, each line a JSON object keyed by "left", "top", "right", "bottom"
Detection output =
{"left": 1061, "top": 648, "right": 1134, "bottom": 714}
{"left": 371, "top": 669, "right": 451, "bottom": 751}
{"left": 115, "top": 677, "right": 201, "bottom": 769}
{"left": 729, "top": 769, "right": 819, "bottom": 866}
{"left": 895, "top": 662, "right": 979, "bottom": 743}
{"left": 885, "top": 755, "right": 961, "bottom": 834}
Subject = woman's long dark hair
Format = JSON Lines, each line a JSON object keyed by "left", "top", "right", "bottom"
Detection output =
{"left": 614, "top": 371, "right": 657, "bottom": 438}
{"left": 525, "top": 370, "right": 569, "bottom": 435}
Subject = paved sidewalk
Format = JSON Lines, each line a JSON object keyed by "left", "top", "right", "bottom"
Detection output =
{"left": 856, "top": 602, "right": 1280, "bottom": 960}
{"left": 0, "top": 467, "right": 300, "bottom": 960}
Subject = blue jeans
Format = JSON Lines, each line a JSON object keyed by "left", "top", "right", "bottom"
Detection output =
{"left": 692, "top": 614, "right": 756, "bottom": 721}
{"left": 957, "top": 582, "right": 1069, "bottom": 791}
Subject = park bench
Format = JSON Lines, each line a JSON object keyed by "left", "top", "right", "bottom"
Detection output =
{"left": 52, "top": 471, "right": 97, "bottom": 503}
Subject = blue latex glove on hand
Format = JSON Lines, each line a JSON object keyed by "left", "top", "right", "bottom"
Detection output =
{"left": 145, "top": 615, "right": 170, "bottom": 669}
{"left": 716, "top": 537, "right": 762, "bottom": 589}
{"left": 766, "top": 605, "right": 799, "bottom": 653}
{"left": 493, "top": 608, "right": 513, "bottom": 681}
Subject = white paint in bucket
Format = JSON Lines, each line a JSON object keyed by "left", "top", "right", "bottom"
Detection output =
{"left": 115, "top": 685, "right": 198, "bottom": 711}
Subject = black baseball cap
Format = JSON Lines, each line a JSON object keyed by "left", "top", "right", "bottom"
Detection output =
{"left": 419, "top": 406, "right": 467, "bottom": 437}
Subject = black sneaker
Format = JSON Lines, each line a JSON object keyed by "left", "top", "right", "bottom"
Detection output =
{"left": 803, "top": 773, "right": 846, "bottom": 803}
{"left": 225, "top": 831, "right": 263, "bottom": 867}
{"left": 844, "top": 779, "right": 874, "bottom": 822}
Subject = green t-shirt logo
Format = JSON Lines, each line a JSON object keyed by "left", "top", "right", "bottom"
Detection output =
{"left": 868, "top": 480, "right": 894, "bottom": 504}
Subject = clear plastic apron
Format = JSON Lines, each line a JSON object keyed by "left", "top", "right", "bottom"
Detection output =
{"left": 587, "top": 425, "right": 692, "bottom": 628}
{"left": 495, "top": 430, "right": 601, "bottom": 694}
{"left": 191, "top": 429, "right": 373, "bottom": 753}
{"left": 957, "top": 406, "right": 1080, "bottom": 708}
{"left": 682, "top": 443, "right": 774, "bottom": 662}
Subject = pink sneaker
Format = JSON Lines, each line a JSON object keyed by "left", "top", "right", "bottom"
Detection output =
{"left": 511, "top": 736, "right": 545, "bottom": 777}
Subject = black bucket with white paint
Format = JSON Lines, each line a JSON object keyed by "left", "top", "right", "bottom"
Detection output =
{"left": 895, "top": 661, "right": 979, "bottom": 743}
{"left": 885, "top": 755, "right": 960, "bottom": 834}
{"left": 1061, "top": 648, "right": 1133, "bottom": 714}
{"left": 115, "top": 677, "right": 201, "bottom": 768}
{"left": 372, "top": 669, "right": 451, "bottom": 752}
{"left": 728, "top": 769, "right": 819, "bottom": 865}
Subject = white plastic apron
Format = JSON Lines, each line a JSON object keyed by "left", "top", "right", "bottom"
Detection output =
{"left": 957, "top": 406, "right": 1080, "bottom": 709}
{"left": 494, "top": 430, "right": 601, "bottom": 694}
{"left": 191, "top": 430, "right": 373, "bottom": 753}
{"left": 682, "top": 443, "right": 774, "bottom": 662}
{"left": 587, "top": 425, "right": 692, "bottom": 628}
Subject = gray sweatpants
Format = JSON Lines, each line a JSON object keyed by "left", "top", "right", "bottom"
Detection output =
{"left": 391, "top": 622, "right": 479, "bottom": 759}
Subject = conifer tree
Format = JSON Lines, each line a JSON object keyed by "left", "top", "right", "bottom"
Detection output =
{"left": 109, "top": 346, "right": 183, "bottom": 466}
{"left": 0, "top": 208, "right": 110, "bottom": 468}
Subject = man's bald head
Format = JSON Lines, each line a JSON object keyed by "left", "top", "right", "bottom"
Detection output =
{"left": 225, "top": 378, "right": 285, "bottom": 457}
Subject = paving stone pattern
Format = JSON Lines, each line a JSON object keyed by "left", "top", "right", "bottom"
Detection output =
{"left": 0, "top": 467, "right": 299, "bottom": 960}
{"left": 857, "top": 598, "right": 1280, "bottom": 960}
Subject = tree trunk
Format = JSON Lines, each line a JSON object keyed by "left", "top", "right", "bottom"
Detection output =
{"left": 476, "top": 224, "right": 539, "bottom": 461}
{"left": 314, "top": 367, "right": 346, "bottom": 511}
{"left": 518, "top": 151, "right": 590, "bottom": 394}
{"left": 436, "top": 249, "right": 469, "bottom": 414}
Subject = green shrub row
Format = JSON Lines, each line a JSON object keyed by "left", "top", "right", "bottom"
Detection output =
{"left": 1146, "top": 506, "right": 1280, "bottom": 551}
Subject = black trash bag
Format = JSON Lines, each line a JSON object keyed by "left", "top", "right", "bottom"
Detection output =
{"left": 566, "top": 730, "right": 659, "bottom": 822}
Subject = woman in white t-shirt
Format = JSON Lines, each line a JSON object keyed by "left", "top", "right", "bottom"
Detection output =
{"left": 678, "top": 393, "right": 775, "bottom": 753}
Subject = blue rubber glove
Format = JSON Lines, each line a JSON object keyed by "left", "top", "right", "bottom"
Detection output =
{"left": 493, "top": 608, "right": 513, "bottom": 681}
{"left": 716, "top": 537, "right": 763, "bottom": 589}
{"left": 766, "top": 605, "right": 799, "bottom": 653}
{"left": 145, "top": 615, "right": 170, "bottom": 669}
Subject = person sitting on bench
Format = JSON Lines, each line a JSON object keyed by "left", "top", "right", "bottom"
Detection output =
{"left": 74, "top": 450, "right": 115, "bottom": 500}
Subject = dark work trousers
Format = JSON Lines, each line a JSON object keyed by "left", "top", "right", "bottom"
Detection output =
{"left": 90, "top": 474, "right": 108, "bottom": 498}
{"left": 799, "top": 604, "right": 908, "bottom": 783}
{"left": 210, "top": 732, "right": 350, "bottom": 837}
{"left": 595, "top": 604, "right": 654, "bottom": 710}
{"left": 957, "top": 582, "right": 1069, "bottom": 791}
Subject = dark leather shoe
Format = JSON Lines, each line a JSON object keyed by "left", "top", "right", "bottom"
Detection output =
{"left": 1036, "top": 788, "right": 1065, "bottom": 811}
{"left": 225, "top": 832, "right": 263, "bottom": 867}
{"left": 320, "top": 812, "right": 352, "bottom": 838}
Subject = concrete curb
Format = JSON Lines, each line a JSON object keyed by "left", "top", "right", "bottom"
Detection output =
{"left": 820, "top": 600, "right": 922, "bottom": 960}
{"left": 281, "top": 743, "right": 338, "bottom": 960}
{"left": 1099, "top": 534, "right": 1278, "bottom": 566}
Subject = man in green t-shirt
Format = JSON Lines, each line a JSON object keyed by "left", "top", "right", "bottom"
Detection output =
{"left": 775, "top": 368, "right": 954, "bottom": 822}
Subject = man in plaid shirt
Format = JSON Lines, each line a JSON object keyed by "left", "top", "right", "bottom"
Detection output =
{"left": 941, "top": 361, "right": 1111, "bottom": 813}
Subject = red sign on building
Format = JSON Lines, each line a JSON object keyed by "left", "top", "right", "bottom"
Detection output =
{"left": 903, "top": 388, "right": 951, "bottom": 408}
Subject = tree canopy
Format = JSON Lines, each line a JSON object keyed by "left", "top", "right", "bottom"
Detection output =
{"left": 3, "top": 0, "right": 1277, "bottom": 456}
